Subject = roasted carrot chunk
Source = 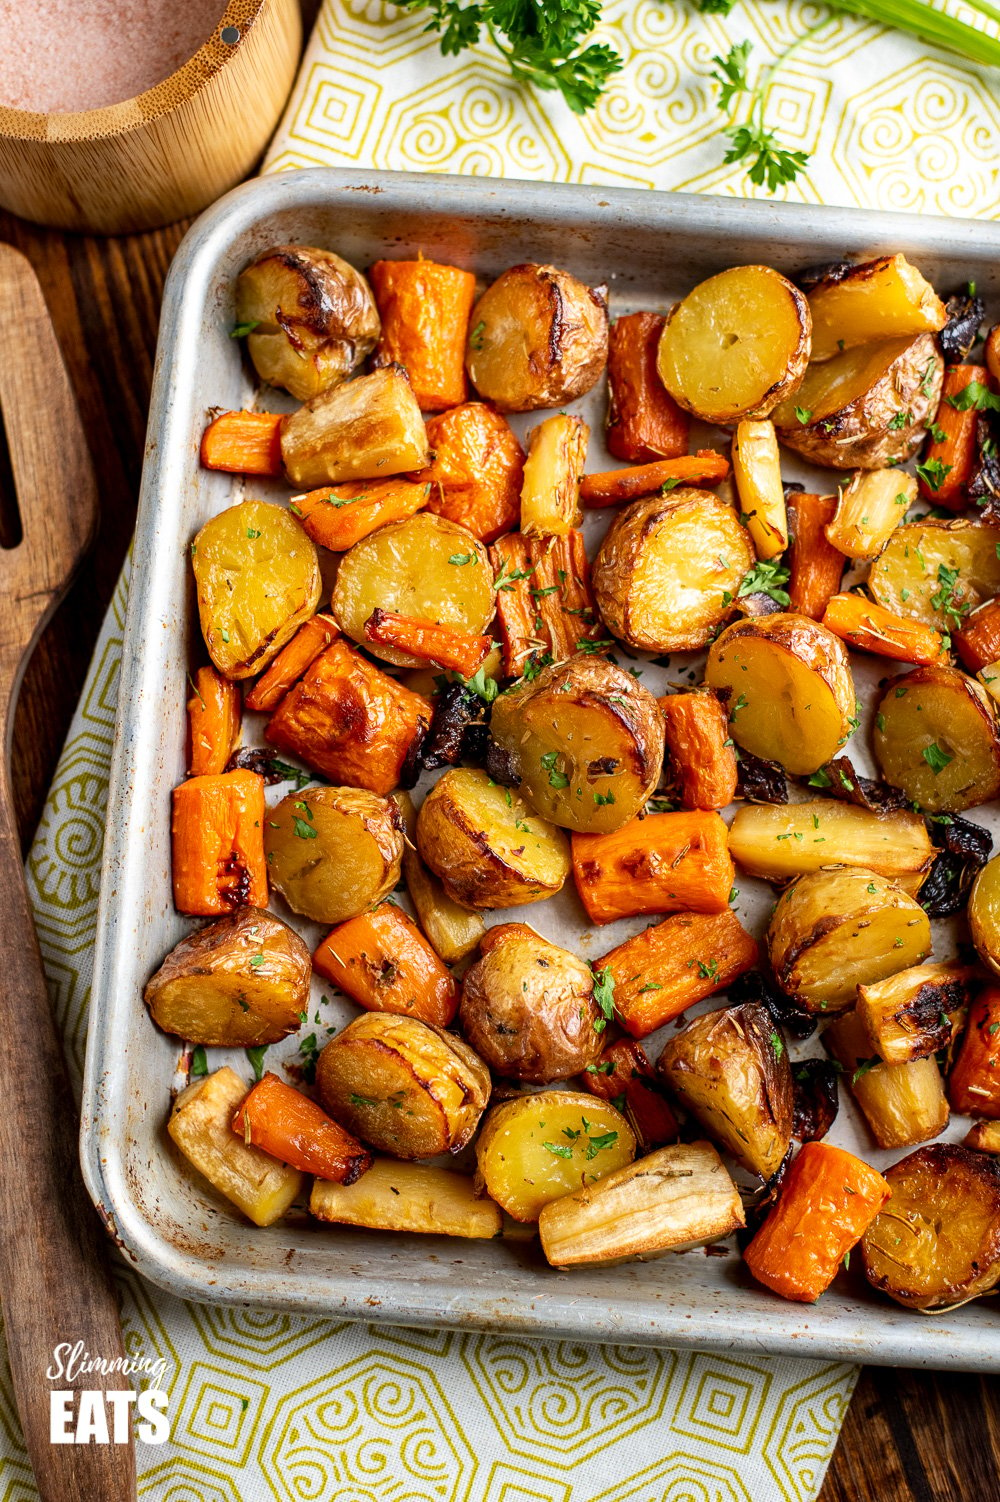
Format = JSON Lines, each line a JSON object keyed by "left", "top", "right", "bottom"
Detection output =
{"left": 292, "top": 480, "right": 430, "bottom": 553}
{"left": 490, "top": 529, "right": 603, "bottom": 677}
{"left": 744, "top": 1142, "right": 891, "bottom": 1303}
{"left": 579, "top": 451, "right": 729, "bottom": 509}
{"left": 187, "top": 665, "right": 241, "bottom": 777}
{"left": 956, "top": 599, "right": 1000, "bottom": 672}
{"left": 200, "top": 410, "right": 283, "bottom": 475}
{"left": 786, "top": 492, "right": 845, "bottom": 621}
{"left": 605, "top": 311, "right": 690, "bottom": 464}
{"left": 822, "top": 593, "right": 947, "bottom": 666}
{"left": 370, "top": 259, "right": 477, "bottom": 412}
{"left": 245, "top": 613, "right": 341, "bottom": 713}
{"left": 232, "top": 1073, "right": 372, "bottom": 1184}
{"left": 363, "top": 608, "right": 492, "bottom": 678}
{"left": 419, "top": 403, "right": 524, "bottom": 542}
{"left": 313, "top": 901, "right": 459, "bottom": 1028}
{"left": 265, "top": 639, "right": 430, "bottom": 796}
{"left": 572, "top": 811, "right": 734, "bottom": 924}
{"left": 949, "top": 987, "right": 1000, "bottom": 1118}
{"left": 920, "top": 364, "right": 991, "bottom": 508}
{"left": 660, "top": 692, "right": 737, "bottom": 810}
{"left": 172, "top": 769, "right": 267, "bottom": 916}
{"left": 582, "top": 1037, "right": 679, "bottom": 1148}
{"left": 595, "top": 909, "right": 758, "bottom": 1038}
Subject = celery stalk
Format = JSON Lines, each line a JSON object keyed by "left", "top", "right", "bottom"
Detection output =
{"left": 831, "top": 0, "right": 1000, "bottom": 69}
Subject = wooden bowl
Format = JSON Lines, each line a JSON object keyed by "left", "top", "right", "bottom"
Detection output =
{"left": 0, "top": 0, "right": 301, "bottom": 234}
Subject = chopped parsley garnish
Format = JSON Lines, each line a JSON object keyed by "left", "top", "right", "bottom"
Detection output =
{"left": 245, "top": 1045, "right": 268, "bottom": 1082}
{"left": 922, "top": 742, "right": 953, "bottom": 775}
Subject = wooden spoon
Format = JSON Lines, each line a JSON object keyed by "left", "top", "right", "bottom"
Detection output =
{"left": 0, "top": 244, "right": 137, "bottom": 1499}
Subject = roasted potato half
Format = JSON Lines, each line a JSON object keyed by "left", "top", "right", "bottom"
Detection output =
{"left": 331, "top": 512, "right": 493, "bottom": 667}
{"left": 767, "top": 868, "right": 931, "bottom": 1014}
{"left": 315, "top": 1013, "right": 490, "bottom": 1159}
{"left": 466, "top": 263, "right": 608, "bottom": 412}
{"left": 145, "top": 906, "right": 310, "bottom": 1047}
{"left": 280, "top": 366, "right": 430, "bottom": 488}
{"left": 873, "top": 665, "right": 1000, "bottom": 814}
{"left": 459, "top": 924, "right": 604, "bottom": 1082}
{"left": 862, "top": 1144, "right": 1000, "bottom": 1310}
{"left": 264, "top": 785, "right": 403, "bottom": 924}
{"left": 539, "top": 1141, "right": 744, "bottom": 1268}
{"left": 475, "top": 1091, "right": 635, "bottom": 1222}
{"left": 235, "top": 245, "right": 380, "bottom": 402}
{"left": 773, "top": 333, "right": 943, "bottom": 469}
{"left": 656, "top": 265, "right": 810, "bottom": 424}
{"left": 311, "top": 1160, "right": 502, "bottom": 1239}
{"left": 657, "top": 1002, "right": 792, "bottom": 1180}
{"left": 191, "top": 500, "right": 321, "bottom": 680}
{"left": 705, "top": 613, "right": 856, "bottom": 775}
{"left": 488, "top": 657, "right": 664, "bottom": 834}
{"left": 969, "top": 855, "right": 1000, "bottom": 976}
{"left": 869, "top": 520, "right": 1000, "bottom": 629}
{"left": 592, "top": 490, "right": 754, "bottom": 654}
{"left": 416, "top": 767, "right": 570, "bottom": 909}
{"left": 806, "top": 254, "right": 946, "bottom": 363}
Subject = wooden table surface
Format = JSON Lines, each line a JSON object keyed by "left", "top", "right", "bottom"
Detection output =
{"left": 3, "top": 207, "right": 998, "bottom": 1501}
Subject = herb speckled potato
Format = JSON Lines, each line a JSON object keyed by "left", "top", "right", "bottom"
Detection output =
{"left": 873, "top": 665, "right": 1000, "bottom": 813}
{"left": 264, "top": 786, "right": 403, "bottom": 924}
{"left": 868, "top": 520, "right": 1000, "bottom": 628}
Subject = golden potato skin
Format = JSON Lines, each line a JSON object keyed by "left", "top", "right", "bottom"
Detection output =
{"left": 145, "top": 906, "right": 310, "bottom": 1047}
{"left": 331, "top": 512, "right": 494, "bottom": 667}
{"left": 862, "top": 1144, "right": 1000, "bottom": 1310}
{"left": 970, "top": 854, "right": 1000, "bottom": 976}
{"left": 235, "top": 245, "right": 380, "bottom": 402}
{"left": 869, "top": 520, "right": 1000, "bottom": 629}
{"left": 280, "top": 366, "right": 430, "bottom": 488}
{"left": 466, "top": 263, "right": 608, "bottom": 412}
{"left": 873, "top": 664, "right": 1000, "bottom": 814}
{"left": 459, "top": 925, "right": 604, "bottom": 1081}
{"left": 657, "top": 1002, "right": 792, "bottom": 1179}
{"left": 488, "top": 657, "right": 664, "bottom": 834}
{"left": 774, "top": 333, "right": 944, "bottom": 469}
{"left": 264, "top": 785, "right": 403, "bottom": 924}
{"left": 416, "top": 767, "right": 570, "bottom": 910}
{"left": 592, "top": 490, "right": 755, "bottom": 653}
{"left": 315, "top": 1013, "right": 490, "bottom": 1159}
{"left": 192, "top": 499, "right": 322, "bottom": 680}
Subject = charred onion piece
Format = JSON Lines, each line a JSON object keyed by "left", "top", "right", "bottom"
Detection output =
{"left": 812, "top": 755, "right": 908, "bottom": 813}
{"left": 919, "top": 812, "right": 993, "bottom": 917}
{"left": 791, "top": 1059, "right": 840, "bottom": 1143}
{"left": 968, "top": 414, "right": 1000, "bottom": 521}
{"left": 736, "top": 751, "right": 788, "bottom": 805}
{"left": 793, "top": 259, "right": 855, "bottom": 294}
{"left": 419, "top": 683, "right": 486, "bottom": 772}
{"left": 939, "top": 290, "right": 986, "bottom": 365}
{"left": 728, "top": 969, "right": 817, "bottom": 1040}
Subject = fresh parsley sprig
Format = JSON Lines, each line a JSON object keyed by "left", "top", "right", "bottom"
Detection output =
{"left": 710, "top": 31, "right": 816, "bottom": 193}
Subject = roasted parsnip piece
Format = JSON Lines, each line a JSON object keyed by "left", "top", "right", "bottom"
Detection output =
{"left": 856, "top": 963, "right": 974, "bottom": 1065}
{"left": 280, "top": 366, "right": 430, "bottom": 488}
{"left": 873, "top": 665, "right": 1000, "bottom": 814}
{"left": 168, "top": 1068, "right": 303, "bottom": 1227}
{"left": 806, "top": 254, "right": 946, "bottom": 362}
{"left": 539, "top": 1141, "right": 744, "bottom": 1268}
{"left": 658, "top": 1002, "right": 792, "bottom": 1179}
{"left": 823, "top": 1008, "right": 948, "bottom": 1148}
{"left": 727, "top": 801, "right": 934, "bottom": 886}
{"left": 731, "top": 419, "right": 787, "bottom": 559}
{"left": 824, "top": 469, "right": 916, "bottom": 560}
{"left": 311, "top": 1160, "right": 502, "bottom": 1239}
{"left": 767, "top": 868, "right": 930, "bottom": 1014}
{"left": 519, "top": 413, "right": 588, "bottom": 537}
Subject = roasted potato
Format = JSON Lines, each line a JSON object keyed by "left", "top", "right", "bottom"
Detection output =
{"left": 235, "top": 245, "right": 380, "bottom": 402}
{"left": 280, "top": 366, "right": 430, "bottom": 488}
{"left": 806, "top": 254, "right": 946, "bottom": 363}
{"left": 145, "top": 906, "right": 309, "bottom": 1047}
{"left": 970, "top": 855, "right": 1000, "bottom": 976}
{"left": 767, "top": 868, "right": 931, "bottom": 1014}
{"left": 705, "top": 613, "right": 857, "bottom": 775}
{"left": 862, "top": 1144, "right": 1000, "bottom": 1309}
{"left": 657, "top": 1002, "right": 792, "bottom": 1179}
{"left": 466, "top": 263, "right": 608, "bottom": 412}
{"left": 592, "top": 490, "right": 755, "bottom": 653}
{"left": 191, "top": 500, "right": 321, "bottom": 680}
{"left": 773, "top": 333, "right": 943, "bottom": 469}
{"left": 731, "top": 419, "right": 787, "bottom": 559}
{"left": 824, "top": 469, "right": 916, "bottom": 561}
{"left": 869, "top": 519, "right": 1000, "bottom": 629}
{"left": 416, "top": 767, "right": 570, "bottom": 909}
{"left": 264, "top": 785, "right": 403, "bottom": 924}
{"left": 311, "top": 1159, "right": 502, "bottom": 1239}
{"left": 487, "top": 657, "right": 664, "bottom": 834}
{"left": 873, "top": 664, "right": 1000, "bottom": 814}
{"left": 459, "top": 924, "right": 603, "bottom": 1082}
{"left": 168, "top": 1068, "right": 303, "bottom": 1227}
{"left": 519, "top": 413, "right": 587, "bottom": 537}
{"left": 856, "top": 962, "right": 974, "bottom": 1066}
{"left": 474, "top": 1091, "right": 635, "bottom": 1222}
{"left": 315, "top": 1013, "right": 490, "bottom": 1159}
{"left": 965, "top": 1120, "right": 1000, "bottom": 1154}
{"left": 824, "top": 1008, "right": 948, "bottom": 1150}
{"left": 728, "top": 801, "right": 934, "bottom": 887}
{"left": 331, "top": 512, "right": 493, "bottom": 667}
{"left": 657, "top": 265, "right": 810, "bottom": 423}
{"left": 394, "top": 790, "right": 485, "bottom": 964}
{"left": 539, "top": 1141, "right": 743, "bottom": 1268}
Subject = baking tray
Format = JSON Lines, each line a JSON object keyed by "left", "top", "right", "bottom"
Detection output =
{"left": 81, "top": 166, "right": 1000, "bottom": 1371}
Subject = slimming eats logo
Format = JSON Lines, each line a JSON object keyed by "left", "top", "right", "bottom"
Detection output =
{"left": 47, "top": 1343, "right": 170, "bottom": 1445}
